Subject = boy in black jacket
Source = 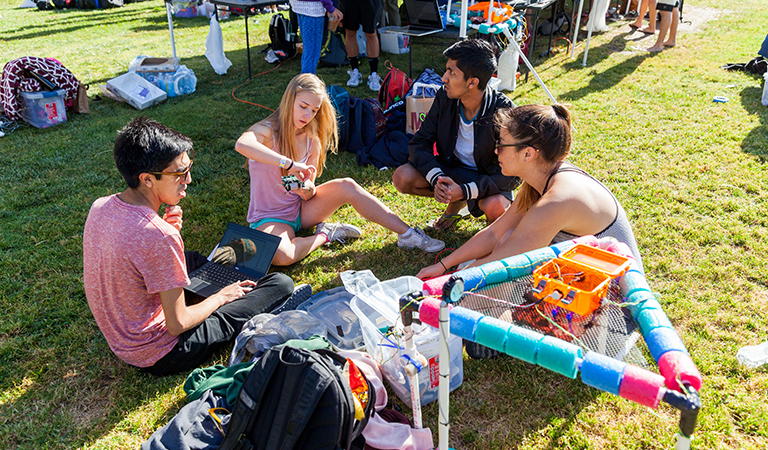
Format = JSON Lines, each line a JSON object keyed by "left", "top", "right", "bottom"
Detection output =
{"left": 393, "top": 39, "right": 520, "bottom": 230}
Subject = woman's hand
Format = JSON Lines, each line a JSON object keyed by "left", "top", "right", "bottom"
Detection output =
{"left": 163, "top": 205, "right": 183, "bottom": 231}
{"left": 298, "top": 179, "right": 316, "bottom": 201}
{"left": 416, "top": 263, "right": 447, "bottom": 280}
{"left": 328, "top": 9, "right": 343, "bottom": 22}
{"left": 289, "top": 160, "right": 317, "bottom": 182}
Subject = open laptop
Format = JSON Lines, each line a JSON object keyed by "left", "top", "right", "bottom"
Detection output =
{"left": 385, "top": 0, "right": 444, "bottom": 37}
{"left": 185, "top": 222, "right": 281, "bottom": 298}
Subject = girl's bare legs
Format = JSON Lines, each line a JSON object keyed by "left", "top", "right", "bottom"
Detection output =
{"left": 254, "top": 222, "right": 326, "bottom": 266}
{"left": 301, "top": 178, "right": 410, "bottom": 234}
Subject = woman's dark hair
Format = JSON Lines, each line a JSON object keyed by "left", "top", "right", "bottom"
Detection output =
{"left": 443, "top": 39, "right": 498, "bottom": 90}
{"left": 495, "top": 104, "right": 572, "bottom": 211}
{"left": 113, "top": 116, "right": 193, "bottom": 189}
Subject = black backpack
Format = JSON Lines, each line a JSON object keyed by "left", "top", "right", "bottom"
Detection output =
{"left": 319, "top": 28, "right": 349, "bottom": 67}
{"left": 268, "top": 14, "right": 297, "bottom": 60}
{"left": 219, "top": 346, "right": 375, "bottom": 450}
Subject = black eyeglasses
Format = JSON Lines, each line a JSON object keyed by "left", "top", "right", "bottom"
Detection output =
{"left": 495, "top": 141, "right": 536, "bottom": 152}
{"left": 148, "top": 160, "right": 193, "bottom": 181}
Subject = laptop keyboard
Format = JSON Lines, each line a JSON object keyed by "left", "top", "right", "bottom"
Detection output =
{"left": 195, "top": 263, "right": 259, "bottom": 286}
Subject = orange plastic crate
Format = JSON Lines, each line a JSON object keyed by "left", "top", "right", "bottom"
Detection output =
{"left": 532, "top": 257, "right": 612, "bottom": 316}
{"left": 559, "top": 244, "right": 632, "bottom": 278}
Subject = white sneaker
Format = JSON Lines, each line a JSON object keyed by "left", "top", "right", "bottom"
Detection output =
{"left": 367, "top": 72, "right": 382, "bottom": 92}
{"left": 397, "top": 227, "right": 445, "bottom": 252}
{"left": 315, "top": 222, "right": 363, "bottom": 245}
{"left": 346, "top": 68, "right": 363, "bottom": 88}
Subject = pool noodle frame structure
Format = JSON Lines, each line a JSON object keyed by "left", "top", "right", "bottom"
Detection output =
{"left": 407, "top": 236, "right": 702, "bottom": 450}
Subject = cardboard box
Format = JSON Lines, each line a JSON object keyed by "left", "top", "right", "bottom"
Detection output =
{"left": 134, "top": 57, "right": 180, "bottom": 73}
{"left": 19, "top": 89, "right": 67, "bottom": 129}
{"left": 106, "top": 72, "right": 167, "bottom": 110}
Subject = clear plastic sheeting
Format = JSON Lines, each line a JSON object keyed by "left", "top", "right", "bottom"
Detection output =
{"left": 229, "top": 310, "right": 327, "bottom": 366}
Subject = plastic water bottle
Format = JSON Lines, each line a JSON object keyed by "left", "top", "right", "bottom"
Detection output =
{"left": 737, "top": 341, "right": 768, "bottom": 368}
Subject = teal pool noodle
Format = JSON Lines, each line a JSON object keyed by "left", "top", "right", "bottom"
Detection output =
{"left": 619, "top": 269, "right": 652, "bottom": 298}
{"left": 580, "top": 351, "right": 626, "bottom": 395}
{"left": 646, "top": 326, "right": 688, "bottom": 361}
{"left": 636, "top": 308, "right": 674, "bottom": 335}
{"left": 504, "top": 325, "right": 545, "bottom": 364}
{"left": 523, "top": 247, "right": 557, "bottom": 269}
{"left": 625, "top": 290, "right": 661, "bottom": 317}
{"left": 475, "top": 316, "right": 513, "bottom": 352}
{"left": 449, "top": 306, "right": 484, "bottom": 341}
{"left": 455, "top": 266, "right": 486, "bottom": 292}
{"left": 500, "top": 254, "right": 536, "bottom": 278}
{"left": 481, "top": 260, "right": 509, "bottom": 285}
{"left": 536, "top": 336, "right": 582, "bottom": 378}
{"left": 550, "top": 240, "right": 576, "bottom": 256}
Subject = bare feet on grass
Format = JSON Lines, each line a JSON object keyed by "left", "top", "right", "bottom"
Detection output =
{"left": 646, "top": 45, "right": 664, "bottom": 52}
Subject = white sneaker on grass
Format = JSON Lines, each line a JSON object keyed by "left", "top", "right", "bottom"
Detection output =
{"left": 346, "top": 68, "right": 363, "bottom": 87}
{"left": 367, "top": 72, "right": 382, "bottom": 91}
{"left": 397, "top": 227, "right": 445, "bottom": 252}
{"left": 315, "top": 222, "right": 363, "bottom": 245}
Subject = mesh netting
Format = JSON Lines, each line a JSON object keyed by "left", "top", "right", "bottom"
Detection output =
{"left": 461, "top": 275, "right": 650, "bottom": 369}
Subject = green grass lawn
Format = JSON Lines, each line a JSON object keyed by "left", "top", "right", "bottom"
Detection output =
{"left": 1, "top": 0, "right": 767, "bottom": 448}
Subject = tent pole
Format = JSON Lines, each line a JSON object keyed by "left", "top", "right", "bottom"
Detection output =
{"left": 166, "top": 0, "right": 177, "bottom": 58}
{"left": 570, "top": 0, "right": 585, "bottom": 59}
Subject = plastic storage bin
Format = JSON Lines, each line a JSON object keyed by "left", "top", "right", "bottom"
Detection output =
{"left": 297, "top": 286, "right": 364, "bottom": 350}
{"left": 19, "top": 89, "right": 67, "bottom": 129}
{"left": 379, "top": 27, "right": 410, "bottom": 54}
{"left": 350, "top": 276, "right": 463, "bottom": 406}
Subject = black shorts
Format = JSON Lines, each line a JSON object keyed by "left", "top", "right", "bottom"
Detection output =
{"left": 410, "top": 162, "right": 514, "bottom": 218}
{"left": 655, "top": 0, "right": 679, "bottom": 12}
{"left": 340, "top": 0, "right": 381, "bottom": 34}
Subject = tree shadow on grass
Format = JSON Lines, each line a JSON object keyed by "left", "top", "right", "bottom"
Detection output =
{"left": 739, "top": 85, "right": 768, "bottom": 162}
{"left": 558, "top": 33, "right": 652, "bottom": 102}
{"left": 0, "top": 6, "right": 193, "bottom": 43}
{"left": 448, "top": 355, "right": 600, "bottom": 449}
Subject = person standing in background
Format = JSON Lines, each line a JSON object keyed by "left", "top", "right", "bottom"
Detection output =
{"left": 340, "top": 0, "right": 383, "bottom": 91}
{"left": 291, "top": 0, "right": 343, "bottom": 73}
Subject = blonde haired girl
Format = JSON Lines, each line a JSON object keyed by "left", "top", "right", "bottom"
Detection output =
{"left": 236, "top": 74, "right": 444, "bottom": 266}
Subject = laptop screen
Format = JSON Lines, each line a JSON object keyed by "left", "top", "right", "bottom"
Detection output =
{"left": 406, "top": 0, "right": 443, "bottom": 28}
{"left": 208, "top": 222, "right": 281, "bottom": 280}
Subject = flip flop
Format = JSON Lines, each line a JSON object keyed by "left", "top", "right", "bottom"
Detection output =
{"left": 431, "top": 213, "right": 465, "bottom": 231}
{"left": 640, "top": 29, "right": 656, "bottom": 35}
{"left": 628, "top": 24, "right": 640, "bottom": 30}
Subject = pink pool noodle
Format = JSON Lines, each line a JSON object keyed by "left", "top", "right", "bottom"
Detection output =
{"left": 418, "top": 298, "right": 442, "bottom": 328}
{"left": 422, "top": 274, "right": 451, "bottom": 295}
{"left": 659, "top": 351, "right": 703, "bottom": 392}
{"left": 618, "top": 365, "right": 666, "bottom": 409}
{"left": 573, "top": 235, "right": 599, "bottom": 247}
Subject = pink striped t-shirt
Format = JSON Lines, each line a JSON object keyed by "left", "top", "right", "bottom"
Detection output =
{"left": 83, "top": 194, "right": 189, "bottom": 368}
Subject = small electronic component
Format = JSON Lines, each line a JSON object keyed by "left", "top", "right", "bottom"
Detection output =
{"left": 281, "top": 174, "right": 305, "bottom": 192}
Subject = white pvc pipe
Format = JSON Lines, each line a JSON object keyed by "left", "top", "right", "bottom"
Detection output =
{"left": 581, "top": 0, "right": 598, "bottom": 66}
{"left": 570, "top": 0, "right": 585, "bottom": 59}
{"left": 403, "top": 324, "right": 423, "bottom": 429}
{"left": 459, "top": 0, "right": 469, "bottom": 38}
{"left": 438, "top": 299, "right": 451, "bottom": 450}
{"left": 166, "top": 1, "right": 177, "bottom": 58}
{"left": 502, "top": 28, "right": 558, "bottom": 105}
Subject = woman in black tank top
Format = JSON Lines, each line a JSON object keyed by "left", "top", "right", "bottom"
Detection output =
{"left": 417, "top": 104, "right": 642, "bottom": 279}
